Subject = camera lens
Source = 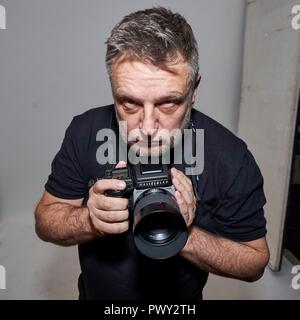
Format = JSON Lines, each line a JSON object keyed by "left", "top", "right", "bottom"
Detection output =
{"left": 139, "top": 213, "right": 179, "bottom": 244}
{"left": 133, "top": 189, "right": 188, "bottom": 259}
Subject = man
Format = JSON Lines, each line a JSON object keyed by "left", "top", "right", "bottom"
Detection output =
{"left": 35, "top": 7, "right": 269, "bottom": 300}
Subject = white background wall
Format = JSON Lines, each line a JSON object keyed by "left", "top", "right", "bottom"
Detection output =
{"left": 0, "top": 0, "right": 298, "bottom": 300}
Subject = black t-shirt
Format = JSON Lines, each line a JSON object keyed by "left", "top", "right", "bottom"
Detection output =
{"left": 45, "top": 105, "right": 267, "bottom": 300}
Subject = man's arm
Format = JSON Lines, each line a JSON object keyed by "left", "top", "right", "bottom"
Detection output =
{"left": 180, "top": 227, "right": 270, "bottom": 282}
{"left": 171, "top": 167, "right": 270, "bottom": 282}
{"left": 35, "top": 161, "right": 130, "bottom": 246}
{"left": 35, "top": 191, "right": 97, "bottom": 246}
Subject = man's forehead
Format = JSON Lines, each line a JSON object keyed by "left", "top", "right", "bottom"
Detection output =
{"left": 111, "top": 53, "right": 190, "bottom": 79}
{"left": 111, "top": 57, "right": 190, "bottom": 97}
{"left": 115, "top": 88, "right": 185, "bottom": 98}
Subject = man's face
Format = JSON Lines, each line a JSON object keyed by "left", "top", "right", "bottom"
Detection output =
{"left": 111, "top": 54, "right": 199, "bottom": 156}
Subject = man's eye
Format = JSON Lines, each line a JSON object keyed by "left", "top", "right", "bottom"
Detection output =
{"left": 160, "top": 101, "right": 175, "bottom": 108}
{"left": 124, "top": 101, "right": 137, "bottom": 109}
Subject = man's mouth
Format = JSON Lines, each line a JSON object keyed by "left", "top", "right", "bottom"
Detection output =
{"left": 138, "top": 137, "right": 163, "bottom": 148}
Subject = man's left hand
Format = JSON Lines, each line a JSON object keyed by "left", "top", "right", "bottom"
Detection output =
{"left": 171, "top": 167, "right": 197, "bottom": 228}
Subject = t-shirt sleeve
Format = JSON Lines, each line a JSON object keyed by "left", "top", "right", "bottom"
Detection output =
{"left": 45, "top": 116, "right": 88, "bottom": 199}
{"left": 212, "top": 149, "right": 267, "bottom": 242}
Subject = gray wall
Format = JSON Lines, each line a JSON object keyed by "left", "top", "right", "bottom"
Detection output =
{"left": 0, "top": 0, "right": 246, "bottom": 299}
{"left": 237, "top": 0, "right": 300, "bottom": 271}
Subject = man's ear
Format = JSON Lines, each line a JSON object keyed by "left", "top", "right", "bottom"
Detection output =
{"left": 191, "top": 75, "right": 202, "bottom": 104}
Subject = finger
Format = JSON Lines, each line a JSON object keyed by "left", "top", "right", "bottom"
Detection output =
{"left": 176, "top": 190, "right": 195, "bottom": 226}
{"left": 93, "top": 178, "right": 126, "bottom": 195}
{"left": 172, "top": 176, "right": 194, "bottom": 205}
{"left": 92, "top": 208, "right": 129, "bottom": 223}
{"left": 115, "top": 161, "right": 127, "bottom": 168}
{"left": 172, "top": 170, "right": 196, "bottom": 226}
{"left": 171, "top": 167, "right": 193, "bottom": 190}
{"left": 175, "top": 190, "right": 187, "bottom": 213}
{"left": 174, "top": 190, "right": 189, "bottom": 224}
{"left": 93, "top": 194, "right": 129, "bottom": 211}
{"left": 90, "top": 214, "right": 129, "bottom": 235}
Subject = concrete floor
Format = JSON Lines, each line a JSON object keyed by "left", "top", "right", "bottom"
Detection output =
{"left": 204, "top": 256, "right": 300, "bottom": 300}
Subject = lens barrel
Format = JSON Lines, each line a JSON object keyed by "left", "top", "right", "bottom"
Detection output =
{"left": 133, "top": 188, "right": 188, "bottom": 259}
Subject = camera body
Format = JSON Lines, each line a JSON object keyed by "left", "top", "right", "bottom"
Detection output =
{"left": 105, "top": 163, "right": 174, "bottom": 204}
{"left": 104, "top": 163, "right": 188, "bottom": 259}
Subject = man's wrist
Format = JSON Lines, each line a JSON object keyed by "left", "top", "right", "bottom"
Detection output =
{"left": 180, "top": 225, "right": 196, "bottom": 256}
{"left": 83, "top": 206, "right": 101, "bottom": 239}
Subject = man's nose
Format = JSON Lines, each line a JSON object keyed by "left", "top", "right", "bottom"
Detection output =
{"left": 140, "top": 106, "right": 158, "bottom": 136}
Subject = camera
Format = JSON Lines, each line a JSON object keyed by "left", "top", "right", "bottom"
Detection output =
{"left": 104, "top": 163, "right": 188, "bottom": 259}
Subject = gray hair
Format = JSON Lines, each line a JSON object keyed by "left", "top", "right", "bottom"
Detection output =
{"left": 105, "top": 7, "right": 199, "bottom": 89}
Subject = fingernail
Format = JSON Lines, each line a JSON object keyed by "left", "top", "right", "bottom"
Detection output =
{"left": 118, "top": 181, "right": 126, "bottom": 189}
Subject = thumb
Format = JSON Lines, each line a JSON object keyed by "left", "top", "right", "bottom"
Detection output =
{"left": 115, "top": 161, "right": 127, "bottom": 169}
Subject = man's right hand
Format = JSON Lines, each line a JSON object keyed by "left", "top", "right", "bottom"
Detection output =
{"left": 87, "top": 161, "right": 129, "bottom": 237}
